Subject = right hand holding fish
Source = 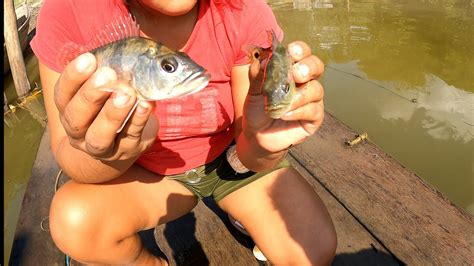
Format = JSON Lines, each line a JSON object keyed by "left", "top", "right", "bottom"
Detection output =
{"left": 54, "top": 53, "right": 158, "bottom": 161}
{"left": 242, "top": 41, "right": 325, "bottom": 154}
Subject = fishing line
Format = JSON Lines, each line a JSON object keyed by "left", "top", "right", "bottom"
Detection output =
{"left": 55, "top": 169, "right": 63, "bottom": 192}
{"left": 40, "top": 169, "right": 63, "bottom": 232}
{"left": 325, "top": 65, "right": 418, "bottom": 103}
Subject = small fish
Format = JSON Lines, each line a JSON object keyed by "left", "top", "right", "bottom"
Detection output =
{"left": 247, "top": 30, "right": 296, "bottom": 119}
{"left": 57, "top": 14, "right": 210, "bottom": 132}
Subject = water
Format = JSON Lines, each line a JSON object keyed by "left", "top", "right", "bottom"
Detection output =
{"left": 269, "top": 0, "right": 474, "bottom": 214}
{"left": 4, "top": 48, "right": 46, "bottom": 265}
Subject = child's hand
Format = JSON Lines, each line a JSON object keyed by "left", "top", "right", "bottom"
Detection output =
{"left": 243, "top": 41, "right": 325, "bottom": 153}
{"left": 54, "top": 53, "right": 158, "bottom": 161}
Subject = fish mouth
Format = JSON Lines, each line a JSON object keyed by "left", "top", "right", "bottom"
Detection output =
{"left": 175, "top": 70, "right": 211, "bottom": 97}
{"left": 266, "top": 104, "right": 291, "bottom": 119}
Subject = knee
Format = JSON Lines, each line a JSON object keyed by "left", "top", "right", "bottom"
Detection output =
{"left": 311, "top": 227, "right": 337, "bottom": 265}
{"left": 277, "top": 219, "right": 337, "bottom": 265}
{"left": 280, "top": 233, "right": 337, "bottom": 266}
{"left": 49, "top": 183, "right": 108, "bottom": 259}
{"left": 305, "top": 214, "right": 337, "bottom": 265}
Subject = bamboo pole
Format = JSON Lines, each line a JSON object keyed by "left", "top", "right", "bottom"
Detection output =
{"left": 4, "top": 92, "right": 9, "bottom": 113}
{"left": 4, "top": 0, "right": 30, "bottom": 99}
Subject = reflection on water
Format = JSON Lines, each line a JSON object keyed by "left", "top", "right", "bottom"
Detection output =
{"left": 269, "top": 0, "right": 474, "bottom": 214}
{"left": 384, "top": 74, "right": 473, "bottom": 143}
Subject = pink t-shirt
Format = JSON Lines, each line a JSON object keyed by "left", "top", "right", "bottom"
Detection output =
{"left": 31, "top": 0, "right": 283, "bottom": 175}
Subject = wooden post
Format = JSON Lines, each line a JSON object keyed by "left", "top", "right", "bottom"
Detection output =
{"left": 4, "top": 0, "right": 30, "bottom": 99}
{"left": 4, "top": 92, "right": 9, "bottom": 113}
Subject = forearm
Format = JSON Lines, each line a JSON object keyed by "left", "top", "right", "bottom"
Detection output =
{"left": 54, "top": 137, "right": 137, "bottom": 183}
{"left": 236, "top": 132, "right": 287, "bottom": 172}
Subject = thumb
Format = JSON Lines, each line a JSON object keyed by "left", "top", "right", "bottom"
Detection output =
{"left": 248, "top": 59, "right": 264, "bottom": 96}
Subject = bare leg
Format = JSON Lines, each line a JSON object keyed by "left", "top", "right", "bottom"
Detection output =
{"left": 218, "top": 167, "right": 337, "bottom": 265}
{"left": 49, "top": 164, "right": 198, "bottom": 265}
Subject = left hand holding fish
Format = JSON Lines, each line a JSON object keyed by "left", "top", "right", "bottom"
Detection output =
{"left": 243, "top": 41, "right": 325, "bottom": 153}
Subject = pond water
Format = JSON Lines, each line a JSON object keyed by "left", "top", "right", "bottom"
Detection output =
{"left": 269, "top": 0, "right": 473, "bottom": 215}
{"left": 4, "top": 48, "right": 46, "bottom": 265}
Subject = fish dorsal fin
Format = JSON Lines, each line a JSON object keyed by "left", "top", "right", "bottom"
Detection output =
{"left": 258, "top": 30, "right": 279, "bottom": 90}
{"left": 266, "top": 29, "right": 279, "bottom": 51}
{"left": 57, "top": 13, "right": 141, "bottom": 68}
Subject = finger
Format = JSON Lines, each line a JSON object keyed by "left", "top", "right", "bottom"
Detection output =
{"left": 287, "top": 80, "right": 324, "bottom": 112}
{"left": 121, "top": 101, "right": 156, "bottom": 142}
{"left": 292, "top": 55, "right": 325, "bottom": 84}
{"left": 61, "top": 67, "right": 117, "bottom": 139}
{"left": 104, "top": 113, "right": 159, "bottom": 161}
{"left": 140, "top": 115, "right": 159, "bottom": 149}
{"left": 84, "top": 84, "right": 137, "bottom": 157}
{"left": 54, "top": 53, "right": 97, "bottom": 113}
{"left": 299, "top": 107, "right": 325, "bottom": 136}
{"left": 280, "top": 100, "right": 324, "bottom": 124}
{"left": 287, "top": 41, "right": 312, "bottom": 62}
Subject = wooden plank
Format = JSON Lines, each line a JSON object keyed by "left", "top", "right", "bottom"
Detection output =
{"left": 287, "top": 156, "right": 401, "bottom": 265}
{"left": 289, "top": 112, "right": 474, "bottom": 265}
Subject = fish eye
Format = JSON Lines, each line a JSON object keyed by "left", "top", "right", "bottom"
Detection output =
{"left": 253, "top": 51, "right": 260, "bottom": 59}
{"left": 161, "top": 58, "right": 178, "bottom": 73}
{"left": 283, "top": 83, "right": 290, "bottom": 93}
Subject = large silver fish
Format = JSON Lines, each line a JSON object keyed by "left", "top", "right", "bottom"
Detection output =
{"left": 248, "top": 30, "right": 296, "bottom": 119}
{"left": 58, "top": 15, "right": 210, "bottom": 132}
{"left": 91, "top": 37, "right": 210, "bottom": 101}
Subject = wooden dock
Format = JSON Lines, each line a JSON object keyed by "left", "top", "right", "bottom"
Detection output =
{"left": 10, "top": 112, "right": 473, "bottom": 265}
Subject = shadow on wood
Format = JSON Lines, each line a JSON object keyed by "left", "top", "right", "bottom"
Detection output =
{"left": 154, "top": 197, "right": 259, "bottom": 266}
{"left": 333, "top": 248, "right": 402, "bottom": 266}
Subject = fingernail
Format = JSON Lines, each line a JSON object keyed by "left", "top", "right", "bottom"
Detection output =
{"left": 93, "top": 67, "right": 116, "bottom": 87}
{"left": 289, "top": 44, "right": 303, "bottom": 57}
{"left": 113, "top": 90, "right": 131, "bottom": 107}
{"left": 136, "top": 101, "right": 150, "bottom": 115}
{"left": 295, "top": 63, "right": 310, "bottom": 78}
{"left": 76, "top": 53, "right": 92, "bottom": 72}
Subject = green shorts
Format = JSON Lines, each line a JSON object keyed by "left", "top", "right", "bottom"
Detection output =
{"left": 165, "top": 148, "right": 291, "bottom": 202}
